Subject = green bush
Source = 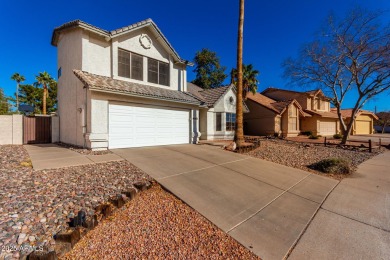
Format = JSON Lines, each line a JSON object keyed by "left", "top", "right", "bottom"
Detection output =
{"left": 308, "top": 134, "right": 319, "bottom": 139}
{"left": 310, "top": 158, "right": 351, "bottom": 174}
{"left": 333, "top": 133, "right": 343, "bottom": 139}
{"left": 301, "top": 131, "right": 312, "bottom": 136}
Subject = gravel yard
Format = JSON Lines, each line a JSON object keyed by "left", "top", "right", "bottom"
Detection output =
{"left": 246, "top": 139, "right": 380, "bottom": 179}
{"left": 62, "top": 185, "right": 259, "bottom": 260}
{"left": 0, "top": 145, "right": 150, "bottom": 258}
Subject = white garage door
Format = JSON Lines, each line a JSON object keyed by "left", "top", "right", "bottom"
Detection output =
{"left": 109, "top": 103, "right": 190, "bottom": 149}
{"left": 319, "top": 121, "right": 337, "bottom": 136}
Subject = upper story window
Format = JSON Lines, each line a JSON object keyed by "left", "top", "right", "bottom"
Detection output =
{"left": 148, "top": 58, "right": 169, "bottom": 86}
{"left": 118, "top": 49, "right": 143, "bottom": 81}
{"left": 288, "top": 106, "right": 298, "bottom": 130}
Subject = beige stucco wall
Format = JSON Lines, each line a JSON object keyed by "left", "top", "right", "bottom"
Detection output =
{"left": 57, "top": 28, "right": 84, "bottom": 146}
{"left": 0, "top": 115, "right": 23, "bottom": 145}
{"left": 82, "top": 33, "right": 111, "bottom": 77}
{"left": 51, "top": 116, "right": 60, "bottom": 143}
{"left": 111, "top": 27, "right": 186, "bottom": 91}
{"left": 244, "top": 100, "right": 276, "bottom": 136}
{"left": 301, "top": 116, "right": 319, "bottom": 135}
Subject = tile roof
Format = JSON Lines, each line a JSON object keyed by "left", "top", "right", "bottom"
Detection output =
{"left": 187, "top": 83, "right": 249, "bottom": 112}
{"left": 262, "top": 87, "right": 331, "bottom": 100}
{"left": 246, "top": 92, "right": 281, "bottom": 113}
{"left": 330, "top": 108, "right": 378, "bottom": 120}
{"left": 246, "top": 92, "right": 311, "bottom": 117}
{"left": 197, "top": 86, "right": 232, "bottom": 107}
{"left": 52, "top": 19, "right": 188, "bottom": 64}
{"left": 73, "top": 70, "right": 202, "bottom": 105}
{"left": 305, "top": 109, "right": 340, "bottom": 119}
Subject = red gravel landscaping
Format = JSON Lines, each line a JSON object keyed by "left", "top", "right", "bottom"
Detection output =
{"left": 62, "top": 185, "right": 260, "bottom": 260}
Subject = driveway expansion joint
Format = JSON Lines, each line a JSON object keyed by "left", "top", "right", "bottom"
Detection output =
{"left": 320, "top": 207, "right": 390, "bottom": 233}
{"left": 227, "top": 172, "right": 312, "bottom": 234}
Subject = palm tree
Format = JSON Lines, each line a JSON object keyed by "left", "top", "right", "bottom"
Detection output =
{"left": 35, "top": 72, "right": 53, "bottom": 115}
{"left": 231, "top": 64, "right": 259, "bottom": 99}
{"left": 10, "top": 73, "right": 25, "bottom": 112}
{"left": 234, "top": 0, "right": 245, "bottom": 147}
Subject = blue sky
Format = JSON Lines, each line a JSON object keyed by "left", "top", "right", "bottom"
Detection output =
{"left": 0, "top": 0, "right": 389, "bottom": 111}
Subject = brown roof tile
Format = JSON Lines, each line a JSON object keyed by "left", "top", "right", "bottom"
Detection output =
{"left": 73, "top": 70, "right": 201, "bottom": 105}
{"left": 330, "top": 108, "right": 378, "bottom": 120}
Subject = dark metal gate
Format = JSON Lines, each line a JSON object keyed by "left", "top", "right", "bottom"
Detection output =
{"left": 23, "top": 116, "right": 52, "bottom": 144}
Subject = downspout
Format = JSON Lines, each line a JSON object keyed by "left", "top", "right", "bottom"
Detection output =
{"left": 83, "top": 85, "right": 88, "bottom": 148}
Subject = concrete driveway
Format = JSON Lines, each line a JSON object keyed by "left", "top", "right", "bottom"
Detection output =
{"left": 25, "top": 144, "right": 122, "bottom": 170}
{"left": 113, "top": 144, "right": 339, "bottom": 259}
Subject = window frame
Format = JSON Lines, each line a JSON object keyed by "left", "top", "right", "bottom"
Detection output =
{"left": 226, "top": 112, "right": 236, "bottom": 131}
{"left": 216, "top": 113, "right": 222, "bottom": 131}
{"left": 147, "top": 57, "right": 170, "bottom": 86}
{"left": 117, "top": 48, "right": 144, "bottom": 81}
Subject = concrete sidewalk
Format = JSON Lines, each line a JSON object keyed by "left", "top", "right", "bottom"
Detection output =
{"left": 289, "top": 151, "right": 390, "bottom": 259}
{"left": 113, "top": 144, "right": 339, "bottom": 259}
{"left": 25, "top": 144, "right": 122, "bottom": 170}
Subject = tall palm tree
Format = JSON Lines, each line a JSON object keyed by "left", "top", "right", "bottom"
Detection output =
{"left": 235, "top": 0, "right": 245, "bottom": 147}
{"left": 35, "top": 72, "right": 53, "bottom": 115}
{"left": 10, "top": 73, "right": 25, "bottom": 112}
{"left": 231, "top": 64, "right": 259, "bottom": 99}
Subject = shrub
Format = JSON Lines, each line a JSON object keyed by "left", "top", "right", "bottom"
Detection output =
{"left": 310, "top": 158, "right": 351, "bottom": 174}
{"left": 333, "top": 133, "right": 343, "bottom": 139}
{"left": 308, "top": 134, "right": 319, "bottom": 139}
{"left": 301, "top": 131, "right": 312, "bottom": 136}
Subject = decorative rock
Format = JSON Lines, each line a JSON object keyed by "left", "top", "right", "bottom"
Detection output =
{"left": 28, "top": 236, "right": 36, "bottom": 242}
{"left": 40, "top": 218, "right": 47, "bottom": 223}
{"left": 11, "top": 214, "right": 19, "bottom": 218}
{"left": 17, "top": 233, "right": 26, "bottom": 244}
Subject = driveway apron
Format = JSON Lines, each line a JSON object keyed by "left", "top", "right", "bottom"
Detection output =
{"left": 113, "top": 144, "right": 338, "bottom": 260}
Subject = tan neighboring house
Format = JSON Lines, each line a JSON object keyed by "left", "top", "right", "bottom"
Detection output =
{"left": 244, "top": 92, "right": 309, "bottom": 137}
{"left": 331, "top": 108, "right": 378, "bottom": 135}
{"left": 261, "top": 88, "right": 340, "bottom": 136}
{"left": 188, "top": 83, "right": 249, "bottom": 140}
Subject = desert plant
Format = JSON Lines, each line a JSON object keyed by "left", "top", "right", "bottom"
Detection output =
{"left": 333, "top": 133, "right": 343, "bottom": 139}
{"left": 301, "top": 131, "right": 312, "bottom": 136}
{"left": 310, "top": 158, "right": 351, "bottom": 174}
{"left": 308, "top": 134, "right": 319, "bottom": 139}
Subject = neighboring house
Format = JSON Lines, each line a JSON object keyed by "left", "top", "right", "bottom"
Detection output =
{"left": 52, "top": 19, "right": 204, "bottom": 150}
{"left": 261, "top": 88, "right": 340, "bottom": 136}
{"left": 244, "top": 92, "right": 309, "bottom": 137}
{"left": 187, "top": 83, "right": 248, "bottom": 140}
{"left": 330, "top": 109, "right": 378, "bottom": 135}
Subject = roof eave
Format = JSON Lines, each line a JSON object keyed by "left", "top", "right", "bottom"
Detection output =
{"left": 88, "top": 87, "right": 202, "bottom": 107}
{"left": 51, "top": 22, "right": 110, "bottom": 46}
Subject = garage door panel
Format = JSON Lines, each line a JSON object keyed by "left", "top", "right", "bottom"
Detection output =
{"left": 109, "top": 103, "right": 190, "bottom": 149}
{"left": 319, "top": 121, "right": 337, "bottom": 136}
{"left": 356, "top": 121, "right": 371, "bottom": 134}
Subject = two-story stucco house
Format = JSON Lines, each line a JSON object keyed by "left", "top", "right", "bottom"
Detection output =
{"left": 261, "top": 88, "right": 340, "bottom": 136}
{"left": 187, "top": 83, "right": 249, "bottom": 140}
{"left": 243, "top": 92, "right": 309, "bottom": 137}
{"left": 52, "top": 19, "right": 205, "bottom": 149}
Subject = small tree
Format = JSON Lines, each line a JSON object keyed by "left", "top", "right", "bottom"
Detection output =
{"left": 234, "top": 0, "right": 245, "bottom": 147}
{"left": 10, "top": 73, "right": 25, "bottom": 112}
{"left": 376, "top": 111, "right": 390, "bottom": 133}
{"left": 284, "top": 8, "right": 390, "bottom": 144}
{"left": 0, "top": 88, "right": 10, "bottom": 115}
{"left": 192, "top": 48, "right": 227, "bottom": 89}
{"left": 231, "top": 64, "right": 259, "bottom": 99}
{"left": 35, "top": 72, "right": 54, "bottom": 115}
